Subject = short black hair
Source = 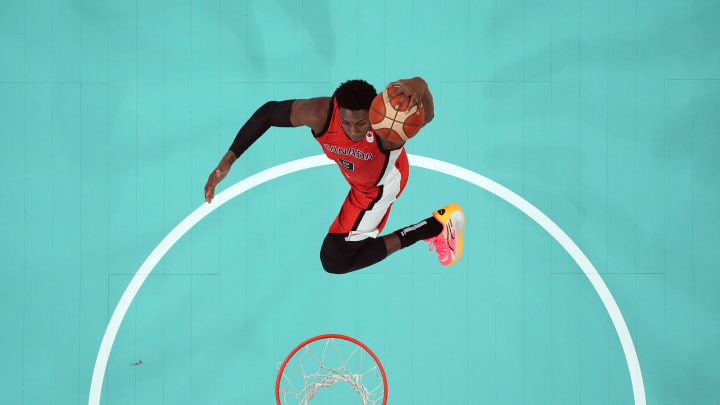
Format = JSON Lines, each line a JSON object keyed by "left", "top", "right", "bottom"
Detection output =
{"left": 333, "top": 79, "right": 377, "bottom": 111}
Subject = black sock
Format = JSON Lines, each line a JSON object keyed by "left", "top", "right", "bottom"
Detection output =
{"left": 393, "top": 216, "right": 443, "bottom": 248}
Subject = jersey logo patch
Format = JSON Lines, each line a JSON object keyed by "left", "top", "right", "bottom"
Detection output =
{"left": 365, "top": 131, "right": 374, "bottom": 143}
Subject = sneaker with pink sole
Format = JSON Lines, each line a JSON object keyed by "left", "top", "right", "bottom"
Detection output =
{"left": 424, "top": 203, "right": 465, "bottom": 266}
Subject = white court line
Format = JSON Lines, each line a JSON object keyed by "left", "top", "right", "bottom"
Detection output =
{"left": 88, "top": 154, "right": 646, "bottom": 405}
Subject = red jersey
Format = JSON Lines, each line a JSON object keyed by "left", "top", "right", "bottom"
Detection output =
{"left": 313, "top": 96, "right": 410, "bottom": 240}
{"left": 313, "top": 97, "right": 408, "bottom": 190}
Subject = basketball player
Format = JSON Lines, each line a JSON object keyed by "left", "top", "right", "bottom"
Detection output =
{"left": 204, "top": 78, "right": 465, "bottom": 273}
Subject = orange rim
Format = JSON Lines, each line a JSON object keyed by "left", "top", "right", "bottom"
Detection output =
{"left": 275, "top": 334, "right": 388, "bottom": 405}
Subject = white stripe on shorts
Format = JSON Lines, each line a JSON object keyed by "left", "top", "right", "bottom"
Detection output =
{"left": 346, "top": 148, "right": 404, "bottom": 242}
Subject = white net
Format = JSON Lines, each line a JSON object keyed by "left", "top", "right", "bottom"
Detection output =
{"left": 277, "top": 336, "right": 386, "bottom": 405}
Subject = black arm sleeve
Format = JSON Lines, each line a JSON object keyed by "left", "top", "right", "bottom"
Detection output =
{"left": 228, "top": 100, "right": 295, "bottom": 157}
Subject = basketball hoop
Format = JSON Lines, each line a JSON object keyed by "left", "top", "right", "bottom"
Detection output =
{"left": 276, "top": 334, "right": 388, "bottom": 405}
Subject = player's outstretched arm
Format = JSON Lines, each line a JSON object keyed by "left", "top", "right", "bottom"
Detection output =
{"left": 204, "top": 98, "right": 329, "bottom": 203}
{"left": 289, "top": 97, "right": 330, "bottom": 132}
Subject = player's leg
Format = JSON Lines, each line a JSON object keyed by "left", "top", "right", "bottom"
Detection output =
{"left": 382, "top": 217, "right": 440, "bottom": 255}
{"left": 319, "top": 190, "right": 465, "bottom": 273}
{"left": 376, "top": 153, "right": 465, "bottom": 265}
{"left": 319, "top": 184, "right": 401, "bottom": 274}
{"left": 318, "top": 152, "right": 465, "bottom": 272}
{"left": 319, "top": 203, "right": 465, "bottom": 273}
{"left": 320, "top": 234, "right": 387, "bottom": 274}
{"left": 320, "top": 203, "right": 443, "bottom": 274}
{"left": 391, "top": 203, "right": 466, "bottom": 266}
{"left": 319, "top": 187, "right": 392, "bottom": 274}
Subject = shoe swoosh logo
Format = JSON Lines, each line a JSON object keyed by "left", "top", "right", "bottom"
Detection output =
{"left": 446, "top": 222, "right": 456, "bottom": 253}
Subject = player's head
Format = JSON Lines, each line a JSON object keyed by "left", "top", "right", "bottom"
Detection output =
{"left": 334, "top": 79, "right": 376, "bottom": 140}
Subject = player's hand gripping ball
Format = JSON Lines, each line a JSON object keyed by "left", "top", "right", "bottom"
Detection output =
{"left": 370, "top": 87, "right": 425, "bottom": 143}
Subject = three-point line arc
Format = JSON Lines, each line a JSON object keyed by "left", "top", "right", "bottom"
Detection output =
{"left": 88, "top": 154, "right": 646, "bottom": 405}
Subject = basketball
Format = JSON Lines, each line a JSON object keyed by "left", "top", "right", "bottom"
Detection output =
{"left": 369, "top": 88, "right": 425, "bottom": 143}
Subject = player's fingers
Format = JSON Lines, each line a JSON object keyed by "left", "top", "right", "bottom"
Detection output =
{"left": 405, "top": 94, "right": 419, "bottom": 111}
{"left": 395, "top": 94, "right": 409, "bottom": 110}
{"left": 386, "top": 81, "right": 402, "bottom": 89}
{"left": 402, "top": 96, "right": 412, "bottom": 111}
{"left": 409, "top": 95, "right": 420, "bottom": 112}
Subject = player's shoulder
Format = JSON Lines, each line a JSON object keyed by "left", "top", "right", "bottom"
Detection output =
{"left": 290, "top": 97, "right": 333, "bottom": 133}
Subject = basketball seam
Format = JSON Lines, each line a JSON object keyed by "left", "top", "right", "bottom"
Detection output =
{"left": 373, "top": 89, "right": 411, "bottom": 142}
{"left": 390, "top": 107, "right": 409, "bottom": 141}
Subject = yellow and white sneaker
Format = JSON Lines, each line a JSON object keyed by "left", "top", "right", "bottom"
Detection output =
{"left": 423, "top": 203, "right": 465, "bottom": 266}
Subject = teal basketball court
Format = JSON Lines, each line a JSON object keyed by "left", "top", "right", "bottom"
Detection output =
{"left": 1, "top": 0, "right": 719, "bottom": 404}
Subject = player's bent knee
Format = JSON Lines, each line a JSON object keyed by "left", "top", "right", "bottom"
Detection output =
{"left": 320, "top": 250, "right": 354, "bottom": 274}
{"left": 319, "top": 254, "right": 353, "bottom": 274}
{"left": 320, "top": 254, "right": 352, "bottom": 274}
{"left": 320, "top": 233, "right": 388, "bottom": 274}
{"left": 320, "top": 234, "right": 355, "bottom": 274}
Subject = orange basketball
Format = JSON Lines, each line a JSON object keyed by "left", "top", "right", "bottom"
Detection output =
{"left": 369, "top": 88, "right": 425, "bottom": 143}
